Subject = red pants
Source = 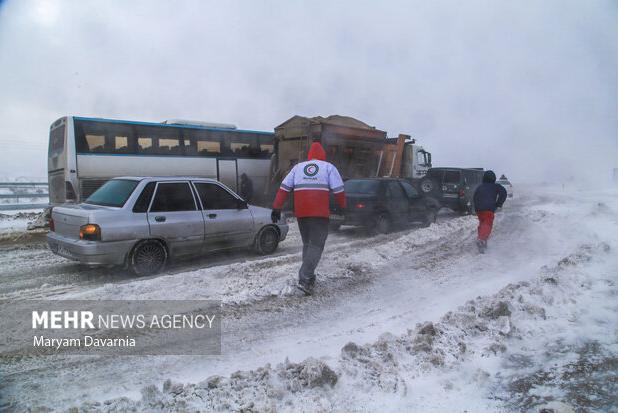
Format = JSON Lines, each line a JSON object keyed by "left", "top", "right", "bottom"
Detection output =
{"left": 477, "top": 211, "right": 495, "bottom": 241}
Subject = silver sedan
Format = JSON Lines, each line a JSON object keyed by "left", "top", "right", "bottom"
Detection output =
{"left": 47, "top": 177, "right": 288, "bottom": 275}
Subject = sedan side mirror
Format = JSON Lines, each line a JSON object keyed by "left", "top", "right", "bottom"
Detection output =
{"left": 237, "top": 199, "right": 248, "bottom": 209}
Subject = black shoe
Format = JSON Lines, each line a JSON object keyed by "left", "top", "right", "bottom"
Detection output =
{"left": 297, "top": 281, "right": 314, "bottom": 296}
{"left": 476, "top": 239, "right": 487, "bottom": 254}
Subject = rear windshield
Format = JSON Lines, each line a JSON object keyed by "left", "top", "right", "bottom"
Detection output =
{"left": 85, "top": 179, "right": 139, "bottom": 207}
{"left": 49, "top": 125, "right": 65, "bottom": 156}
{"left": 426, "top": 169, "right": 443, "bottom": 179}
{"left": 344, "top": 180, "right": 380, "bottom": 194}
{"left": 443, "top": 170, "right": 461, "bottom": 184}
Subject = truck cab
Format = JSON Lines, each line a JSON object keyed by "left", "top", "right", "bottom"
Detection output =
{"left": 402, "top": 142, "right": 432, "bottom": 180}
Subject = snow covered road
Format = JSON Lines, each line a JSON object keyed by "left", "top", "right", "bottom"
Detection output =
{"left": 1, "top": 186, "right": 617, "bottom": 412}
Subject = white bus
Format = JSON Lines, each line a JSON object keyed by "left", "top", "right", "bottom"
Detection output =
{"left": 48, "top": 116, "right": 275, "bottom": 206}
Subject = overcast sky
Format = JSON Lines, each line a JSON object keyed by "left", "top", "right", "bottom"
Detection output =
{"left": 0, "top": 0, "right": 616, "bottom": 183}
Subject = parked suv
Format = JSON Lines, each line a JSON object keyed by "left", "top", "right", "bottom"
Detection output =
{"left": 418, "top": 167, "right": 485, "bottom": 214}
{"left": 47, "top": 177, "right": 289, "bottom": 275}
{"left": 331, "top": 178, "right": 440, "bottom": 233}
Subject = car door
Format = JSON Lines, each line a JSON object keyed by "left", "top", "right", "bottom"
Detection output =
{"left": 147, "top": 181, "right": 205, "bottom": 257}
{"left": 386, "top": 181, "right": 410, "bottom": 224}
{"left": 193, "top": 181, "right": 255, "bottom": 251}
{"left": 400, "top": 180, "right": 426, "bottom": 221}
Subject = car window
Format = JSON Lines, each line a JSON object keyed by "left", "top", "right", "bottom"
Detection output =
{"left": 387, "top": 182, "right": 406, "bottom": 199}
{"left": 344, "top": 180, "right": 380, "bottom": 194}
{"left": 132, "top": 182, "right": 156, "bottom": 213}
{"left": 194, "top": 183, "right": 238, "bottom": 209}
{"left": 85, "top": 179, "right": 138, "bottom": 207}
{"left": 400, "top": 181, "right": 419, "bottom": 198}
{"left": 443, "top": 170, "right": 461, "bottom": 184}
{"left": 150, "top": 182, "right": 196, "bottom": 212}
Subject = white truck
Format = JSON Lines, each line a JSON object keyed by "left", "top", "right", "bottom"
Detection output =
{"left": 379, "top": 135, "right": 432, "bottom": 182}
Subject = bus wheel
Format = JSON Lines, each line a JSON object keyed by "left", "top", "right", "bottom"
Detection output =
{"left": 130, "top": 239, "right": 167, "bottom": 276}
{"left": 255, "top": 226, "right": 279, "bottom": 255}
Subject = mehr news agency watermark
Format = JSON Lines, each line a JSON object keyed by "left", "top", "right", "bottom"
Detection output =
{"left": 0, "top": 300, "right": 221, "bottom": 356}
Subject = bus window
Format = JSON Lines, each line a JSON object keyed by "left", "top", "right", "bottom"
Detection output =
{"left": 197, "top": 140, "right": 221, "bottom": 154}
{"left": 115, "top": 136, "right": 130, "bottom": 153}
{"left": 85, "top": 134, "right": 105, "bottom": 152}
{"left": 135, "top": 125, "right": 182, "bottom": 156}
{"left": 184, "top": 129, "right": 222, "bottom": 156}
{"left": 159, "top": 138, "right": 181, "bottom": 155}
{"left": 138, "top": 137, "right": 153, "bottom": 153}
{"left": 258, "top": 135, "right": 274, "bottom": 157}
{"left": 75, "top": 121, "right": 135, "bottom": 154}
{"left": 225, "top": 132, "right": 258, "bottom": 157}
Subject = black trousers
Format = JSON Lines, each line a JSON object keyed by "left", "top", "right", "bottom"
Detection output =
{"left": 297, "top": 217, "right": 330, "bottom": 285}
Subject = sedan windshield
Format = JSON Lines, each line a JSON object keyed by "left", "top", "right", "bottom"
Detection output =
{"left": 344, "top": 180, "right": 380, "bottom": 194}
{"left": 85, "top": 179, "right": 139, "bottom": 207}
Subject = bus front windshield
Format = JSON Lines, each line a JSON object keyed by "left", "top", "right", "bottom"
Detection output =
{"left": 85, "top": 179, "right": 139, "bottom": 207}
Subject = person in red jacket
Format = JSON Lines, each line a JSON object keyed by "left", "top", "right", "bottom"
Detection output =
{"left": 271, "top": 142, "right": 346, "bottom": 295}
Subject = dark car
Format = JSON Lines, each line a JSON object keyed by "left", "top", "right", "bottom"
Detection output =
{"left": 331, "top": 178, "right": 440, "bottom": 234}
{"left": 418, "top": 167, "right": 485, "bottom": 214}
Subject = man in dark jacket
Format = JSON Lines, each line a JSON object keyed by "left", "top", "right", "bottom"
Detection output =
{"left": 473, "top": 170, "right": 507, "bottom": 253}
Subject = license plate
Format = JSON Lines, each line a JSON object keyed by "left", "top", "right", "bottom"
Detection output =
{"left": 57, "top": 245, "right": 76, "bottom": 260}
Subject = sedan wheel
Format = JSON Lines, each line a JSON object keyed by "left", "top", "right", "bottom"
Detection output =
{"left": 255, "top": 226, "right": 279, "bottom": 255}
{"left": 423, "top": 210, "right": 437, "bottom": 227}
{"left": 130, "top": 239, "right": 167, "bottom": 276}
{"left": 374, "top": 214, "right": 391, "bottom": 234}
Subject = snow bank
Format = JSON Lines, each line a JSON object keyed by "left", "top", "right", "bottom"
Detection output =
{"left": 0, "top": 211, "right": 46, "bottom": 243}
{"left": 73, "top": 241, "right": 616, "bottom": 412}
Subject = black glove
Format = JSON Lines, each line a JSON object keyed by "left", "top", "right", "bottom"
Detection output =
{"left": 271, "top": 209, "right": 281, "bottom": 223}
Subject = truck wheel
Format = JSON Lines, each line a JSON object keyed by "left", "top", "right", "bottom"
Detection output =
{"left": 255, "top": 226, "right": 279, "bottom": 255}
{"left": 130, "top": 239, "right": 167, "bottom": 276}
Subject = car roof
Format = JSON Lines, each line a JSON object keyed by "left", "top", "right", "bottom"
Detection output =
{"left": 345, "top": 177, "right": 403, "bottom": 182}
{"left": 113, "top": 176, "right": 220, "bottom": 182}
{"left": 430, "top": 167, "right": 484, "bottom": 172}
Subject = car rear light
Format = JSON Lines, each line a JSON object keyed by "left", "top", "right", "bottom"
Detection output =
{"left": 355, "top": 202, "right": 366, "bottom": 209}
{"left": 80, "top": 224, "right": 101, "bottom": 241}
{"left": 458, "top": 189, "right": 465, "bottom": 197}
{"left": 49, "top": 218, "right": 55, "bottom": 232}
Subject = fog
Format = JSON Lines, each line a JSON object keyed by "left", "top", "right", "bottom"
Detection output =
{"left": 0, "top": 0, "right": 616, "bottom": 184}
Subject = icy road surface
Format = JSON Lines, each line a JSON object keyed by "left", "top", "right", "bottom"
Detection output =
{"left": 1, "top": 185, "right": 617, "bottom": 412}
